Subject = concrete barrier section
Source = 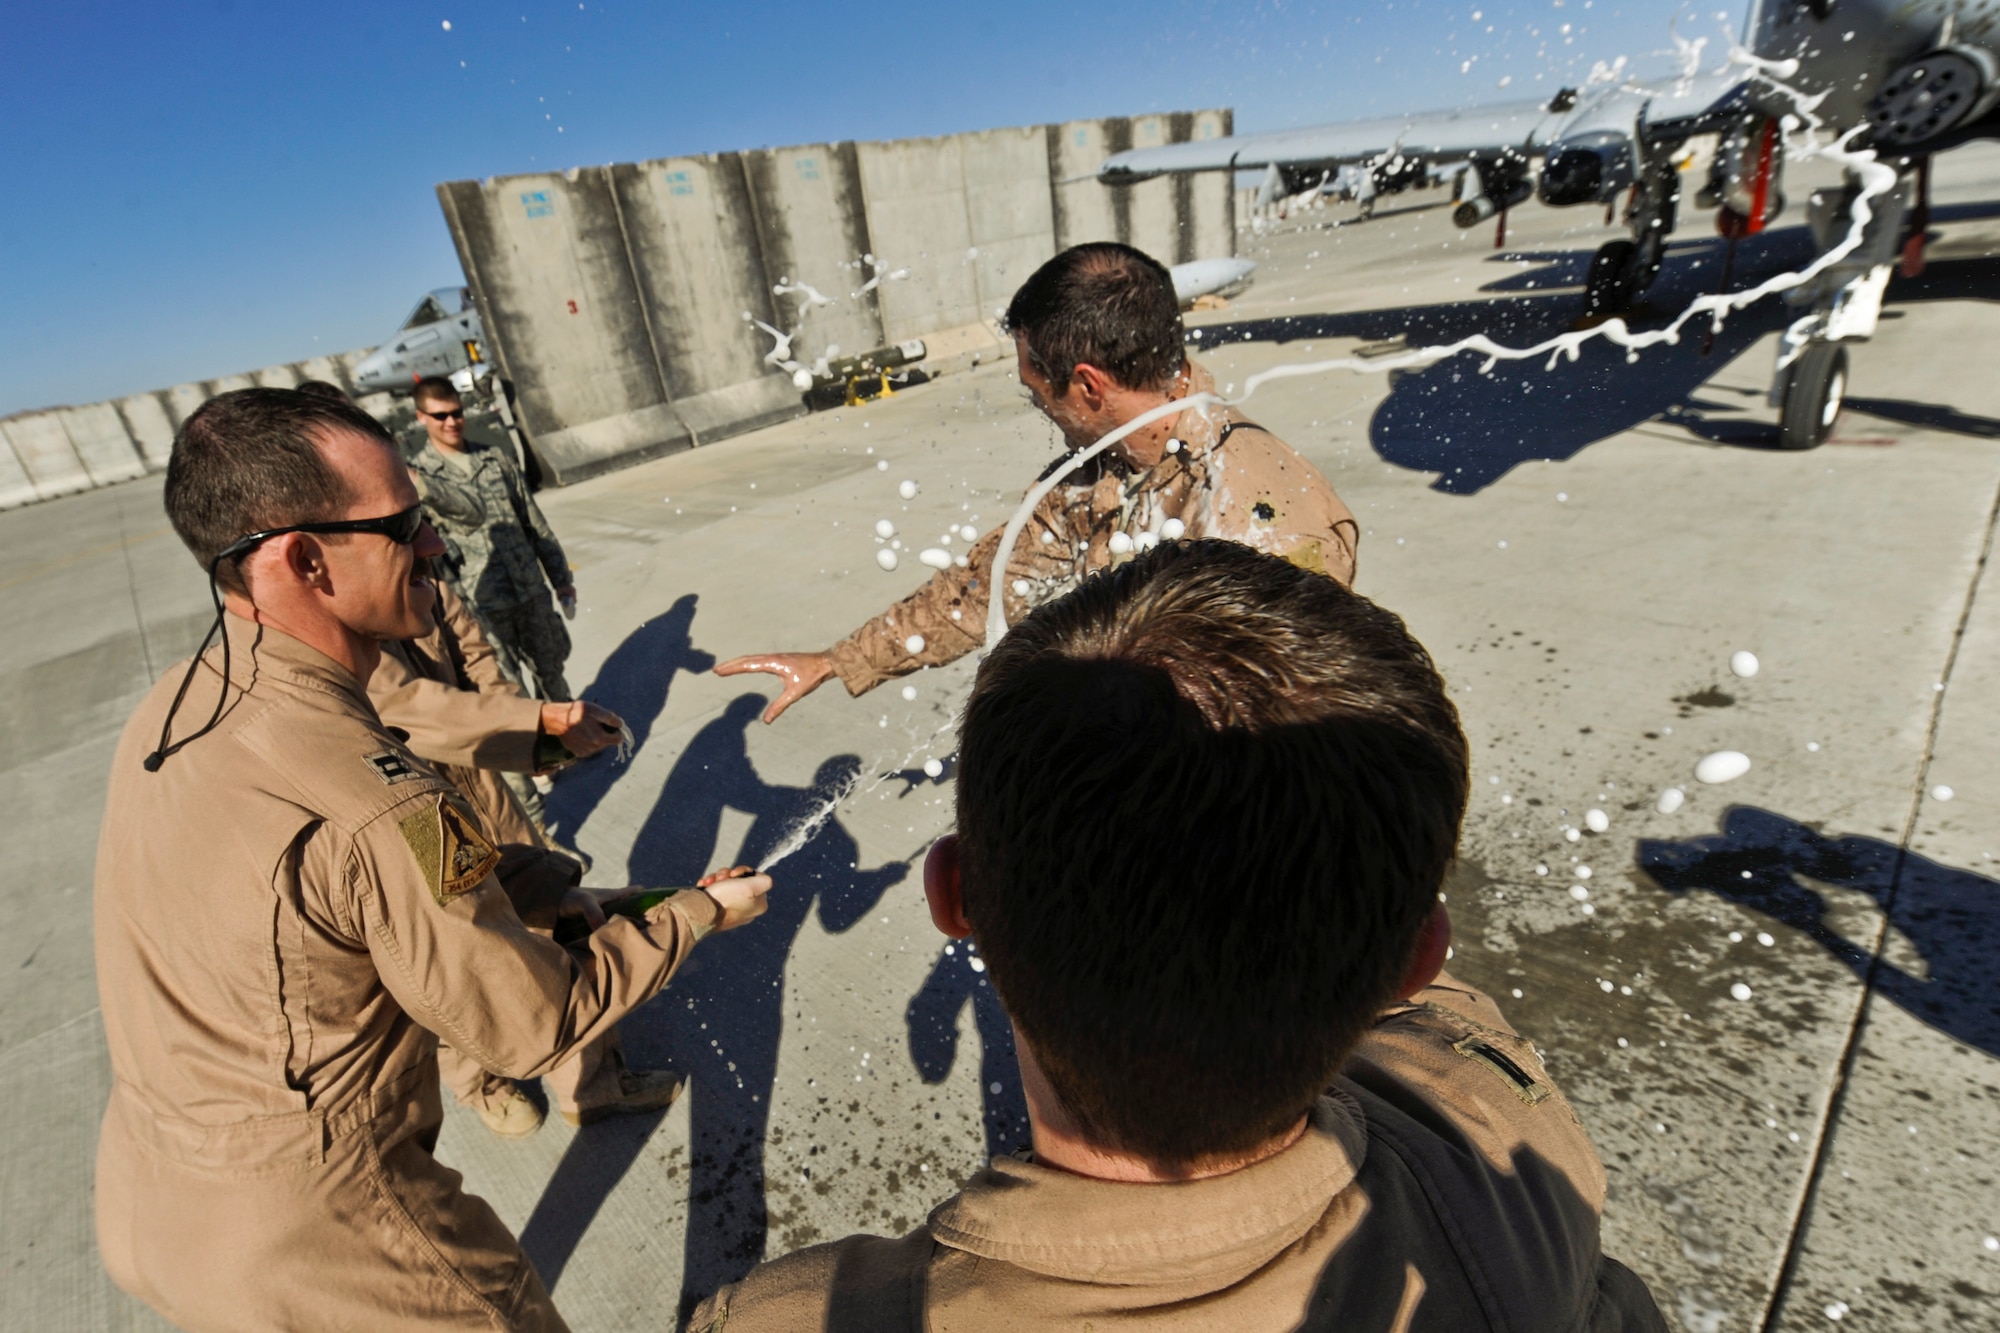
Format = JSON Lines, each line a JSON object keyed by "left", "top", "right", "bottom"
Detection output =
{"left": 207, "top": 374, "right": 255, "bottom": 395}
{"left": 1048, "top": 119, "right": 1127, "bottom": 249}
{"left": 0, "top": 429, "right": 37, "bottom": 510}
{"left": 1124, "top": 113, "right": 1195, "bottom": 266}
{"left": 117, "top": 394, "right": 177, "bottom": 470}
{"left": 609, "top": 154, "right": 801, "bottom": 444}
{"left": 0, "top": 412, "right": 93, "bottom": 501}
{"left": 251, "top": 363, "right": 301, "bottom": 389}
{"left": 58, "top": 403, "right": 147, "bottom": 487}
{"left": 857, "top": 133, "right": 984, "bottom": 344}
{"left": 961, "top": 128, "right": 1057, "bottom": 329}
{"left": 164, "top": 383, "right": 207, "bottom": 428}
{"left": 742, "top": 143, "right": 886, "bottom": 368}
{"left": 437, "top": 171, "right": 692, "bottom": 486}
{"left": 1189, "top": 109, "right": 1235, "bottom": 260}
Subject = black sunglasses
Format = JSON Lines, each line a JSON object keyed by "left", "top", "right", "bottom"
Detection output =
{"left": 143, "top": 505, "right": 428, "bottom": 772}
{"left": 212, "top": 504, "right": 427, "bottom": 567}
{"left": 420, "top": 407, "right": 466, "bottom": 422}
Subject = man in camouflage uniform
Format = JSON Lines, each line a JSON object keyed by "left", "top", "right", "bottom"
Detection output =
{"left": 716, "top": 241, "right": 1359, "bottom": 721}
{"left": 409, "top": 376, "right": 577, "bottom": 702}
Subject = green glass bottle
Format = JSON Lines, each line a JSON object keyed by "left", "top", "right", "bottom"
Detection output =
{"left": 552, "top": 888, "right": 686, "bottom": 946}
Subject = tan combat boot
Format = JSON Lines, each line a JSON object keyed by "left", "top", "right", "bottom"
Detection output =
{"left": 561, "top": 1067, "right": 686, "bottom": 1127}
{"left": 473, "top": 1086, "right": 545, "bottom": 1139}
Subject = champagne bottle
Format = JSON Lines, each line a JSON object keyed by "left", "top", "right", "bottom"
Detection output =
{"left": 553, "top": 888, "right": 686, "bottom": 946}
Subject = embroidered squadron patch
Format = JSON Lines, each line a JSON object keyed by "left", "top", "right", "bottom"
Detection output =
{"left": 399, "top": 796, "right": 502, "bottom": 905}
{"left": 365, "top": 750, "right": 423, "bottom": 786}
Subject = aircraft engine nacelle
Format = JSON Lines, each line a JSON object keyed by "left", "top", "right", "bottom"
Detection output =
{"left": 1868, "top": 45, "right": 2000, "bottom": 148}
{"left": 1452, "top": 178, "right": 1532, "bottom": 228}
{"left": 1538, "top": 132, "right": 1635, "bottom": 207}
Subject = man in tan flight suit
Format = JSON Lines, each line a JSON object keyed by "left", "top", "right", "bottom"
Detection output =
{"left": 693, "top": 541, "right": 1666, "bottom": 1330}
{"left": 370, "top": 579, "right": 681, "bottom": 1137}
{"left": 95, "top": 387, "right": 772, "bottom": 1332}
{"left": 716, "top": 240, "right": 1360, "bottom": 721}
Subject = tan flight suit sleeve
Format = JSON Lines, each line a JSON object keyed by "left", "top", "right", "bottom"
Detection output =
{"left": 824, "top": 480, "right": 1080, "bottom": 695}
{"left": 368, "top": 594, "right": 543, "bottom": 774}
{"left": 333, "top": 788, "right": 720, "bottom": 1081}
{"left": 438, "top": 581, "right": 521, "bottom": 698}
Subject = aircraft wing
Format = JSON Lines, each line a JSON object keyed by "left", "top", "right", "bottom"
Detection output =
{"left": 1099, "top": 72, "right": 1756, "bottom": 185}
{"left": 1098, "top": 98, "right": 1565, "bottom": 182}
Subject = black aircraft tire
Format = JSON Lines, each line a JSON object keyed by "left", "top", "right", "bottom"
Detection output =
{"left": 1583, "top": 239, "right": 1637, "bottom": 318}
{"left": 1778, "top": 342, "right": 1848, "bottom": 451}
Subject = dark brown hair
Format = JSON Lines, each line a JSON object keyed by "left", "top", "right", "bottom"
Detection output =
{"left": 412, "top": 375, "right": 459, "bottom": 409}
{"left": 1004, "top": 242, "right": 1185, "bottom": 397}
{"left": 955, "top": 540, "right": 1469, "bottom": 1169}
{"left": 164, "top": 387, "right": 392, "bottom": 591}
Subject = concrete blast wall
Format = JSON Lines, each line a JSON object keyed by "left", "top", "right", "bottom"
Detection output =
{"left": 0, "top": 346, "right": 394, "bottom": 512}
{"left": 442, "top": 108, "right": 1232, "bottom": 485}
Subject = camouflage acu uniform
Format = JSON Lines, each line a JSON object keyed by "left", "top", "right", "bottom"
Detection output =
{"left": 412, "top": 436, "right": 575, "bottom": 701}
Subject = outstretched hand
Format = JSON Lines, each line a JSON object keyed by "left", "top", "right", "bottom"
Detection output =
{"left": 713, "top": 652, "right": 835, "bottom": 724}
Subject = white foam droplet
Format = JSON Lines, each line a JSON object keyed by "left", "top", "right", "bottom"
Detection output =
{"left": 903, "top": 635, "right": 926, "bottom": 655}
{"left": 1756, "top": 932, "right": 1774, "bottom": 946}
{"left": 1730, "top": 650, "right": 1760, "bottom": 678}
{"left": 918, "top": 548, "right": 953, "bottom": 570}
{"left": 1584, "top": 808, "right": 1609, "bottom": 833}
{"left": 876, "top": 459, "right": 889, "bottom": 471}
{"left": 898, "top": 479, "right": 919, "bottom": 500}
{"left": 1011, "top": 579, "right": 1031, "bottom": 597}
{"left": 1932, "top": 784, "right": 1955, "bottom": 802}
{"left": 1695, "top": 751, "right": 1752, "bottom": 784}
{"left": 792, "top": 367, "right": 814, "bottom": 390}
{"left": 1575, "top": 865, "right": 1592, "bottom": 879}
{"left": 441, "top": 18, "right": 452, "bottom": 29}
{"left": 1534, "top": 864, "right": 1548, "bottom": 876}
{"left": 1166, "top": 438, "right": 1183, "bottom": 454}
{"left": 1565, "top": 828, "right": 1581, "bottom": 842}
{"left": 959, "top": 524, "right": 978, "bottom": 541}
{"left": 900, "top": 685, "right": 917, "bottom": 701}
{"left": 1570, "top": 885, "right": 1590, "bottom": 901}
{"left": 874, "top": 518, "right": 896, "bottom": 539}
{"left": 1730, "top": 982, "right": 1754, "bottom": 1001}
{"left": 1161, "top": 518, "right": 1187, "bottom": 541}
{"left": 875, "top": 548, "right": 899, "bottom": 571}
{"left": 923, "top": 758, "right": 944, "bottom": 779}
{"left": 1656, "top": 787, "right": 1685, "bottom": 814}
{"left": 1108, "top": 531, "right": 1135, "bottom": 555}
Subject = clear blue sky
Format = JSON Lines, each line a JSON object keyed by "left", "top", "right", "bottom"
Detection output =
{"left": 0, "top": 1, "right": 1740, "bottom": 416}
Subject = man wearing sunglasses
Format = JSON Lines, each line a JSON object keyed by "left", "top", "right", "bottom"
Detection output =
{"left": 93, "top": 387, "right": 772, "bottom": 1331}
{"left": 410, "top": 376, "right": 578, "bottom": 703}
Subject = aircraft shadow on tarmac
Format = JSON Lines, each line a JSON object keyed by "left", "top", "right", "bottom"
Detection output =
{"left": 535, "top": 668, "right": 956, "bottom": 1321}
{"left": 1636, "top": 805, "right": 2000, "bottom": 1059}
{"left": 1205, "top": 203, "right": 2000, "bottom": 493}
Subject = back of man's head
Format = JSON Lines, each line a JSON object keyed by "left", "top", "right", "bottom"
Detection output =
{"left": 1005, "top": 242, "right": 1184, "bottom": 397}
{"left": 956, "top": 540, "right": 1469, "bottom": 1170}
{"left": 165, "top": 387, "right": 392, "bottom": 592}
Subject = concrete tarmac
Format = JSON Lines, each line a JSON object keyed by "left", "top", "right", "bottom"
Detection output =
{"left": 7, "top": 148, "right": 2000, "bottom": 1331}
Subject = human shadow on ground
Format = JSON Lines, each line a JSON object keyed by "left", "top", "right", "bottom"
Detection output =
{"left": 1199, "top": 213, "right": 2000, "bottom": 493}
{"left": 518, "top": 691, "right": 908, "bottom": 1325}
{"left": 544, "top": 593, "right": 712, "bottom": 843}
{"left": 1636, "top": 805, "right": 2000, "bottom": 1058}
{"left": 905, "top": 938, "right": 1030, "bottom": 1162}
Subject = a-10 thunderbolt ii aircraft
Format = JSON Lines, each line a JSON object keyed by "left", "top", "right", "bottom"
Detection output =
{"left": 1100, "top": 0, "right": 2000, "bottom": 450}
{"left": 349, "top": 286, "right": 492, "bottom": 397}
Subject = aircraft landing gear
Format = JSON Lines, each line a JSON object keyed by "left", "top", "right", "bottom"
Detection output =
{"left": 1578, "top": 151, "right": 1678, "bottom": 320}
{"left": 1776, "top": 341, "right": 1847, "bottom": 450}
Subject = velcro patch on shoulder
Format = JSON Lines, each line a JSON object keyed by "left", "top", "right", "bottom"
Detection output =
{"left": 1284, "top": 540, "right": 1327, "bottom": 576}
{"left": 365, "top": 749, "right": 424, "bottom": 785}
{"left": 399, "top": 796, "right": 501, "bottom": 905}
{"left": 1452, "top": 1034, "right": 1552, "bottom": 1107}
